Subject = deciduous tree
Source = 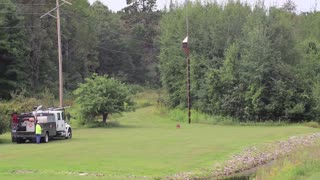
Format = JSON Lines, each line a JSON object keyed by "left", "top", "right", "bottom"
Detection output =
{"left": 74, "top": 74, "right": 133, "bottom": 124}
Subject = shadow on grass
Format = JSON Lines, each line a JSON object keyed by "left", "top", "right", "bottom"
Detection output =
{"left": 82, "top": 121, "right": 142, "bottom": 129}
{"left": 0, "top": 137, "right": 76, "bottom": 145}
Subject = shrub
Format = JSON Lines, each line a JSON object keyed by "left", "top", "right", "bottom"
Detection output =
{"left": 128, "top": 84, "right": 145, "bottom": 94}
{"left": 0, "top": 113, "right": 8, "bottom": 135}
{"left": 304, "top": 121, "right": 320, "bottom": 128}
{"left": 132, "top": 90, "right": 159, "bottom": 108}
{"left": 0, "top": 98, "right": 39, "bottom": 134}
{"left": 0, "top": 89, "right": 60, "bottom": 134}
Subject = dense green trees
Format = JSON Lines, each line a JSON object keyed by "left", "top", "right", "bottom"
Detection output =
{"left": 0, "top": 0, "right": 161, "bottom": 100}
{"left": 160, "top": 1, "right": 320, "bottom": 122}
{"left": 122, "top": 0, "right": 162, "bottom": 85}
{"left": 1, "top": 0, "right": 320, "bottom": 126}
{"left": 0, "top": 0, "right": 24, "bottom": 99}
{"left": 0, "top": 0, "right": 161, "bottom": 133}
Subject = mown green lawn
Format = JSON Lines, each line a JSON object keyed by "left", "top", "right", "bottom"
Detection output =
{"left": 0, "top": 106, "right": 319, "bottom": 179}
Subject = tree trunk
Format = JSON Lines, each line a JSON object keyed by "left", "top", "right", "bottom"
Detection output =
{"left": 102, "top": 113, "right": 109, "bottom": 124}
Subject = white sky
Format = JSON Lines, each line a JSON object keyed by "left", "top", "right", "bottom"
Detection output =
{"left": 88, "top": 0, "right": 320, "bottom": 12}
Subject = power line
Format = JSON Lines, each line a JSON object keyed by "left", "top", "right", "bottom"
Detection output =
{"left": 0, "top": 12, "right": 72, "bottom": 15}
{"left": 62, "top": 12, "right": 158, "bottom": 47}
{"left": 40, "top": 33, "right": 146, "bottom": 76}
{"left": 0, "top": 7, "right": 157, "bottom": 55}
{"left": 61, "top": 33, "right": 144, "bottom": 56}
{"left": 1, "top": 3, "right": 158, "bottom": 47}
{"left": 0, "top": 3, "right": 50, "bottom": 6}
{"left": 35, "top": 0, "right": 71, "bottom": 107}
{"left": 0, "top": 9, "right": 78, "bottom": 14}
{"left": 10, "top": 24, "right": 145, "bottom": 56}
{"left": 0, "top": 24, "right": 145, "bottom": 56}
{"left": 0, "top": 26, "right": 42, "bottom": 29}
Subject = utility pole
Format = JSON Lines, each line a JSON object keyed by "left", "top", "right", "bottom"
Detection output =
{"left": 56, "top": 0, "right": 63, "bottom": 108}
{"left": 40, "top": 0, "right": 71, "bottom": 107}
{"left": 182, "top": 0, "right": 191, "bottom": 124}
{"left": 182, "top": 36, "right": 190, "bottom": 124}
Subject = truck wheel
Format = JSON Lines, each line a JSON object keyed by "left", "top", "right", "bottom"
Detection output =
{"left": 16, "top": 138, "right": 24, "bottom": 144}
{"left": 66, "top": 129, "right": 72, "bottom": 139}
{"left": 43, "top": 132, "right": 49, "bottom": 143}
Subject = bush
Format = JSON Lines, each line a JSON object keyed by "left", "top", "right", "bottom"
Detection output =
{"left": 0, "top": 98, "right": 40, "bottom": 134}
{"left": 0, "top": 114, "right": 8, "bottom": 135}
{"left": 304, "top": 121, "right": 320, "bottom": 128}
{"left": 0, "top": 89, "right": 60, "bottom": 134}
{"left": 239, "top": 120, "right": 289, "bottom": 126}
{"left": 128, "top": 84, "right": 145, "bottom": 94}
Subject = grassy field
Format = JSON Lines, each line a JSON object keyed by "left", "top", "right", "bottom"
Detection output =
{"left": 0, "top": 106, "right": 319, "bottom": 179}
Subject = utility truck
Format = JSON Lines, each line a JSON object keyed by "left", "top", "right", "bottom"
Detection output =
{"left": 11, "top": 106, "right": 72, "bottom": 143}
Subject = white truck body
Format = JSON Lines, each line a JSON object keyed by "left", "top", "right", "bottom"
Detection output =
{"left": 11, "top": 107, "right": 72, "bottom": 143}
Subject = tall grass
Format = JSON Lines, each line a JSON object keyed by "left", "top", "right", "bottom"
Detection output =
{"left": 166, "top": 108, "right": 236, "bottom": 125}
{"left": 255, "top": 142, "right": 320, "bottom": 179}
{"left": 131, "top": 89, "right": 160, "bottom": 108}
{"left": 303, "top": 121, "right": 320, "bottom": 128}
{"left": 160, "top": 107, "right": 291, "bottom": 126}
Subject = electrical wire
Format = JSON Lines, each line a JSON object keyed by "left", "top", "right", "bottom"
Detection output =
{"left": 0, "top": 3, "right": 51, "bottom": 6}
{"left": 60, "top": 33, "right": 144, "bottom": 56}
{"left": 0, "top": 26, "right": 42, "bottom": 29}
{"left": 62, "top": 12, "right": 158, "bottom": 47}
{"left": 0, "top": 2, "right": 158, "bottom": 47}
{"left": 0, "top": 24, "right": 145, "bottom": 56}
{"left": 0, "top": 2, "right": 159, "bottom": 56}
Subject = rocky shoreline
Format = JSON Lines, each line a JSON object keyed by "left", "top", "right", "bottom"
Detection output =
{"left": 167, "top": 133, "right": 320, "bottom": 180}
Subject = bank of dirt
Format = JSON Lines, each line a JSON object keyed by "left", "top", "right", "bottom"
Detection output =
{"left": 167, "top": 133, "right": 320, "bottom": 180}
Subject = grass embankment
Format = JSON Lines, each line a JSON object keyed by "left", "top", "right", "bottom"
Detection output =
{"left": 255, "top": 142, "right": 320, "bottom": 180}
{"left": 0, "top": 104, "right": 319, "bottom": 179}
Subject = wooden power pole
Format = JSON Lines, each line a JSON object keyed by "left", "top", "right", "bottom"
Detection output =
{"left": 41, "top": 0, "right": 71, "bottom": 107}
{"left": 56, "top": 0, "right": 63, "bottom": 107}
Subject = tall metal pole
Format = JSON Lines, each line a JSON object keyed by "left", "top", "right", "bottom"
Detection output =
{"left": 185, "top": 0, "right": 191, "bottom": 124}
{"left": 187, "top": 49, "right": 191, "bottom": 124}
{"left": 182, "top": 36, "right": 190, "bottom": 124}
{"left": 56, "top": 0, "right": 63, "bottom": 107}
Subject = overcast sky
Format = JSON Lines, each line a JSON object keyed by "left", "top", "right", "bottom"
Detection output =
{"left": 88, "top": 0, "right": 320, "bottom": 12}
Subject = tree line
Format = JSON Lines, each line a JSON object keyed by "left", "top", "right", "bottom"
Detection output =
{"left": 0, "top": 0, "right": 161, "bottom": 100}
{"left": 1, "top": 0, "right": 320, "bottom": 123}
{"left": 160, "top": 0, "right": 320, "bottom": 122}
